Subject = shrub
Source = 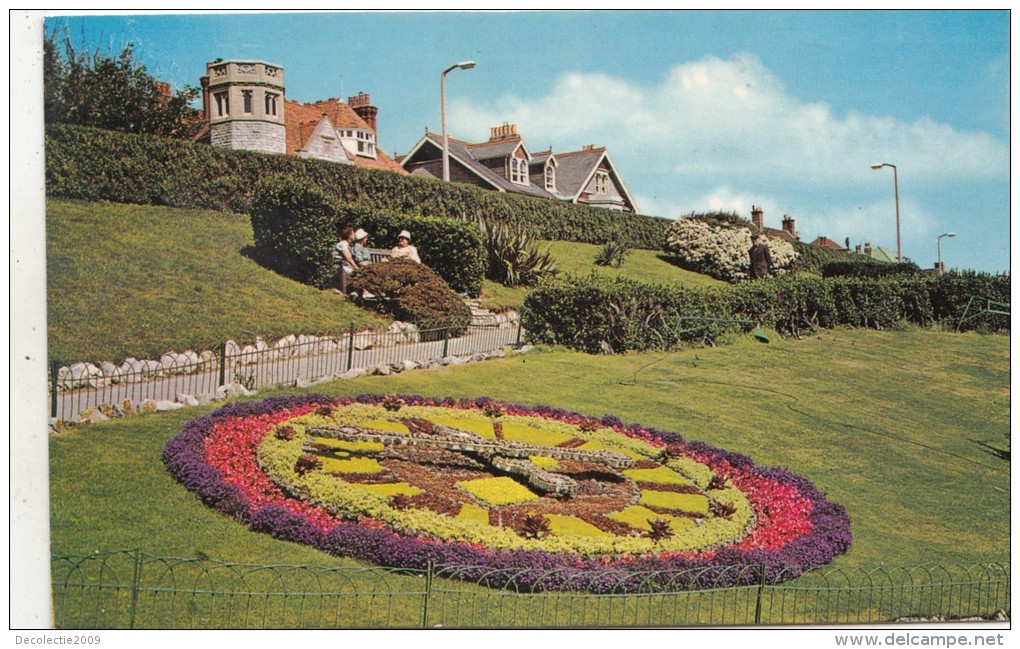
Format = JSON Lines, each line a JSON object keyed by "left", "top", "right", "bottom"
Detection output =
{"left": 480, "top": 221, "right": 559, "bottom": 287}
{"left": 663, "top": 217, "right": 797, "bottom": 282}
{"left": 789, "top": 240, "right": 849, "bottom": 275}
{"left": 594, "top": 240, "right": 631, "bottom": 268}
{"left": 349, "top": 260, "right": 471, "bottom": 337}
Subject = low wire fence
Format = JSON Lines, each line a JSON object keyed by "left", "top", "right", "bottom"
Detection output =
{"left": 51, "top": 550, "right": 1009, "bottom": 628}
{"left": 49, "top": 317, "right": 523, "bottom": 423}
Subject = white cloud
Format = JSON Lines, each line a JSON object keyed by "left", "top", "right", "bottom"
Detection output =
{"left": 450, "top": 54, "right": 1008, "bottom": 184}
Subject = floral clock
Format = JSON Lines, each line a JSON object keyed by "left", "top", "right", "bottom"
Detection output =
{"left": 163, "top": 394, "right": 851, "bottom": 592}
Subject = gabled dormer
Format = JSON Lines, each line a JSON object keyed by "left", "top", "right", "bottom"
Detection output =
{"left": 529, "top": 149, "right": 558, "bottom": 194}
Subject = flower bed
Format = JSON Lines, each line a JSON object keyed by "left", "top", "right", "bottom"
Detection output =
{"left": 163, "top": 394, "right": 852, "bottom": 592}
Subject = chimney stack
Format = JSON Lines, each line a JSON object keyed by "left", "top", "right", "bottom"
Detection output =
{"left": 348, "top": 92, "right": 378, "bottom": 132}
{"left": 751, "top": 205, "right": 764, "bottom": 230}
{"left": 864, "top": 242, "right": 873, "bottom": 257}
{"left": 782, "top": 215, "right": 798, "bottom": 240}
{"left": 489, "top": 122, "right": 519, "bottom": 142}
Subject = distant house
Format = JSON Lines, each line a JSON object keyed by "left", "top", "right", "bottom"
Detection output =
{"left": 398, "top": 123, "right": 639, "bottom": 212}
{"left": 192, "top": 59, "right": 405, "bottom": 174}
{"left": 750, "top": 206, "right": 799, "bottom": 242}
{"left": 810, "top": 236, "right": 849, "bottom": 252}
{"left": 850, "top": 242, "right": 896, "bottom": 262}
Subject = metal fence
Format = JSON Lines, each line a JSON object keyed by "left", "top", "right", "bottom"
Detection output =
{"left": 51, "top": 550, "right": 1009, "bottom": 629}
{"left": 49, "top": 317, "right": 523, "bottom": 423}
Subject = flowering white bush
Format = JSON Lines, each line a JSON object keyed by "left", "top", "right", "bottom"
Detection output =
{"left": 664, "top": 218, "right": 797, "bottom": 282}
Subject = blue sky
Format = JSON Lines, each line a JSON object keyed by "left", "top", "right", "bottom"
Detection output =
{"left": 44, "top": 10, "right": 1010, "bottom": 272}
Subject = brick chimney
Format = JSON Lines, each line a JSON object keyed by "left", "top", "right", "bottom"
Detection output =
{"left": 782, "top": 215, "right": 798, "bottom": 240}
{"left": 348, "top": 92, "right": 378, "bottom": 132}
{"left": 864, "top": 242, "right": 873, "bottom": 257}
{"left": 751, "top": 205, "right": 764, "bottom": 230}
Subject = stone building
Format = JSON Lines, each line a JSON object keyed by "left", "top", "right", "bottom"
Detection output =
{"left": 194, "top": 59, "right": 405, "bottom": 174}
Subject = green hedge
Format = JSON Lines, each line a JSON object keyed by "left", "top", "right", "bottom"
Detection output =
{"left": 250, "top": 175, "right": 485, "bottom": 295}
{"left": 821, "top": 258, "right": 921, "bottom": 278}
{"left": 789, "top": 240, "right": 849, "bottom": 275}
{"left": 44, "top": 124, "right": 670, "bottom": 248}
{"left": 522, "top": 272, "right": 1010, "bottom": 353}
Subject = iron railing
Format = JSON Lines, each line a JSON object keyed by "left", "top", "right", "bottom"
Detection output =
{"left": 48, "top": 317, "right": 524, "bottom": 423}
{"left": 50, "top": 550, "right": 1009, "bottom": 629}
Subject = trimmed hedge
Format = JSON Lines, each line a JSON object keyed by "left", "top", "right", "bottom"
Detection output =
{"left": 250, "top": 175, "right": 485, "bottom": 295}
{"left": 821, "top": 258, "right": 921, "bottom": 279}
{"left": 45, "top": 124, "right": 671, "bottom": 249}
{"left": 522, "top": 272, "right": 1010, "bottom": 353}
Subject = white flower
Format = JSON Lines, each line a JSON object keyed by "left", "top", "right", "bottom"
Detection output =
{"left": 664, "top": 218, "right": 798, "bottom": 282}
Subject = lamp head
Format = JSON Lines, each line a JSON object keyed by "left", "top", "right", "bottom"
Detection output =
{"left": 457, "top": 60, "right": 477, "bottom": 70}
{"left": 870, "top": 163, "right": 884, "bottom": 170}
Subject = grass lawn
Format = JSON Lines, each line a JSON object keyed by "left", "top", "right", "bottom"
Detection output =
{"left": 46, "top": 199, "right": 386, "bottom": 362}
{"left": 50, "top": 327, "right": 1009, "bottom": 571}
{"left": 477, "top": 240, "right": 724, "bottom": 311}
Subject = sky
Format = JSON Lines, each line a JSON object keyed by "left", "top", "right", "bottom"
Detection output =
{"left": 40, "top": 9, "right": 1011, "bottom": 271}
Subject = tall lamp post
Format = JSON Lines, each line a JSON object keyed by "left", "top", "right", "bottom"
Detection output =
{"left": 937, "top": 232, "right": 956, "bottom": 274}
{"left": 441, "top": 60, "right": 476, "bottom": 182}
{"left": 870, "top": 162, "right": 901, "bottom": 262}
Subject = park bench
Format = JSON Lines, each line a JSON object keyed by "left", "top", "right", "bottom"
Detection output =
{"left": 333, "top": 247, "right": 392, "bottom": 294}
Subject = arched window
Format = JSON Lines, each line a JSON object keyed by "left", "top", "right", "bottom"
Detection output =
{"left": 545, "top": 164, "right": 556, "bottom": 191}
{"left": 510, "top": 157, "right": 528, "bottom": 185}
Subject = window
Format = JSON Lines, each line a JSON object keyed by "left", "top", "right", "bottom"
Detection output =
{"left": 509, "top": 157, "right": 529, "bottom": 185}
{"left": 545, "top": 164, "right": 556, "bottom": 190}
{"left": 214, "top": 92, "right": 229, "bottom": 117}
{"left": 242, "top": 90, "right": 253, "bottom": 114}
{"left": 264, "top": 92, "right": 278, "bottom": 116}
{"left": 594, "top": 172, "right": 609, "bottom": 194}
{"left": 357, "top": 141, "right": 365, "bottom": 153}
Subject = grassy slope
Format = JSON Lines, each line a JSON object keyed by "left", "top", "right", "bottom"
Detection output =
{"left": 478, "top": 240, "right": 724, "bottom": 311}
{"left": 50, "top": 328, "right": 1009, "bottom": 569}
{"left": 49, "top": 198, "right": 721, "bottom": 357}
{"left": 47, "top": 199, "right": 386, "bottom": 362}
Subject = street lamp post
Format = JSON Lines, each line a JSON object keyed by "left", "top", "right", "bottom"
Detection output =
{"left": 441, "top": 60, "right": 476, "bottom": 182}
{"left": 871, "top": 162, "right": 901, "bottom": 262}
{"left": 937, "top": 232, "right": 956, "bottom": 274}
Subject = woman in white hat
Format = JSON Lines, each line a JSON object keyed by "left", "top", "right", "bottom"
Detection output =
{"left": 390, "top": 229, "right": 421, "bottom": 264}
{"left": 351, "top": 228, "right": 373, "bottom": 266}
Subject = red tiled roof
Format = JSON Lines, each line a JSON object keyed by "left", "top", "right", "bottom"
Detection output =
{"left": 284, "top": 98, "right": 406, "bottom": 174}
{"left": 284, "top": 100, "right": 331, "bottom": 155}
{"left": 764, "top": 227, "right": 799, "bottom": 242}
{"left": 811, "top": 236, "right": 847, "bottom": 250}
{"left": 305, "top": 98, "right": 374, "bottom": 131}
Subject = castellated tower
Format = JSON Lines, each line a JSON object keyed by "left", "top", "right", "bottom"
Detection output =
{"left": 202, "top": 60, "right": 286, "bottom": 154}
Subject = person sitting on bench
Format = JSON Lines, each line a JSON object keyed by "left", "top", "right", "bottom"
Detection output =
{"left": 390, "top": 229, "right": 421, "bottom": 264}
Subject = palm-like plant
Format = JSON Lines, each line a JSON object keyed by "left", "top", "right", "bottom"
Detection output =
{"left": 480, "top": 220, "right": 559, "bottom": 287}
{"left": 594, "top": 239, "right": 631, "bottom": 268}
